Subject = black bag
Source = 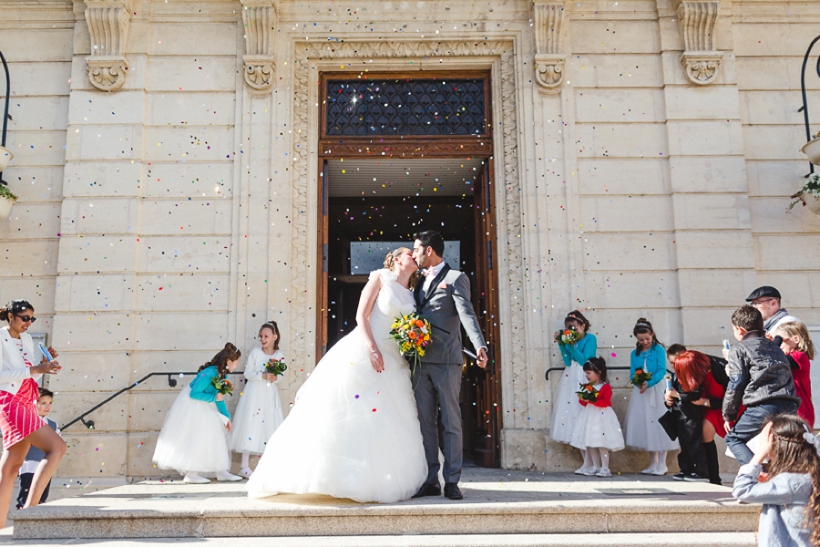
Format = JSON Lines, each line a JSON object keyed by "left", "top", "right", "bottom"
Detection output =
{"left": 658, "top": 409, "right": 679, "bottom": 441}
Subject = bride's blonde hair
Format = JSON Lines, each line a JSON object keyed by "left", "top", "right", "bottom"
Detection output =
{"left": 384, "top": 247, "right": 420, "bottom": 286}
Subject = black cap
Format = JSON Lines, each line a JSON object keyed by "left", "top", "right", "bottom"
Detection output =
{"left": 745, "top": 286, "right": 781, "bottom": 302}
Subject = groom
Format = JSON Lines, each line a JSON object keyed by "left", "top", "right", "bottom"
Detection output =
{"left": 411, "top": 230, "right": 488, "bottom": 501}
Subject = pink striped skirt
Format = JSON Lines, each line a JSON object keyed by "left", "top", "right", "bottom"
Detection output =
{"left": 0, "top": 379, "right": 43, "bottom": 450}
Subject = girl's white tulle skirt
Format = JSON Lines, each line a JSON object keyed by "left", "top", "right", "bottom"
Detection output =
{"left": 623, "top": 383, "right": 680, "bottom": 452}
{"left": 550, "top": 362, "right": 586, "bottom": 444}
{"left": 570, "top": 404, "right": 625, "bottom": 451}
{"left": 246, "top": 326, "right": 427, "bottom": 504}
{"left": 152, "top": 386, "right": 231, "bottom": 474}
{"left": 229, "top": 380, "right": 285, "bottom": 455}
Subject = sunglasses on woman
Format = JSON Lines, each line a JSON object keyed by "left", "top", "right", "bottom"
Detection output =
{"left": 14, "top": 314, "right": 36, "bottom": 324}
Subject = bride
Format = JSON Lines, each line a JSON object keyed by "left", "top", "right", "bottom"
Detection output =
{"left": 247, "top": 247, "right": 427, "bottom": 503}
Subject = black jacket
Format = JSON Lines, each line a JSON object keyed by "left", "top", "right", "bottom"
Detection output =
{"left": 722, "top": 330, "right": 799, "bottom": 421}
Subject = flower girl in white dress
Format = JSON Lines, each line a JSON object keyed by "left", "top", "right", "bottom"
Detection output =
{"left": 230, "top": 321, "right": 286, "bottom": 477}
{"left": 247, "top": 248, "right": 427, "bottom": 503}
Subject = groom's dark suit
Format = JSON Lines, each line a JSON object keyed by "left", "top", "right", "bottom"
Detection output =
{"left": 413, "top": 263, "right": 486, "bottom": 488}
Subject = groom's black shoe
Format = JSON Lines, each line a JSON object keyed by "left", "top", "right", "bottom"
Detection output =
{"left": 443, "top": 483, "right": 463, "bottom": 500}
{"left": 411, "top": 483, "right": 441, "bottom": 498}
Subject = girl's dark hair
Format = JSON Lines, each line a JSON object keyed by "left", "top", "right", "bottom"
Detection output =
{"left": 0, "top": 300, "right": 34, "bottom": 323}
{"left": 583, "top": 357, "right": 607, "bottom": 383}
{"left": 766, "top": 414, "right": 820, "bottom": 545}
{"left": 260, "top": 321, "right": 281, "bottom": 351}
{"left": 38, "top": 387, "right": 54, "bottom": 399}
{"left": 633, "top": 317, "right": 662, "bottom": 355}
{"left": 565, "top": 310, "right": 591, "bottom": 332}
{"left": 198, "top": 343, "right": 241, "bottom": 378}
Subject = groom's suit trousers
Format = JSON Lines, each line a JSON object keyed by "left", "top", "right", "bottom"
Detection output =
{"left": 414, "top": 362, "right": 463, "bottom": 486}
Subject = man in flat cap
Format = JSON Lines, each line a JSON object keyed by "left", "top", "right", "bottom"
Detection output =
{"left": 745, "top": 286, "right": 800, "bottom": 336}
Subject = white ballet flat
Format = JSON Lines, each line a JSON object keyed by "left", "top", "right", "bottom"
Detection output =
{"left": 239, "top": 467, "right": 253, "bottom": 478}
{"left": 641, "top": 466, "right": 656, "bottom": 475}
{"left": 183, "top": 473, "right": 210, "bottom": 484}
{"left": 650, "top": 466, "right": 668, "bottom": 476}
{"left": 216, "top": 471, "right": 243, "bottom": 482}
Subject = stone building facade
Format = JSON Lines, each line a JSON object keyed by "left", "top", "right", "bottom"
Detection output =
{"left": 0, "top": 0, "right": 818, "bottom": 480}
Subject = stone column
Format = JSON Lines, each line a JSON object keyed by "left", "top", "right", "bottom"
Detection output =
{"left": 659, "top": 0, "right": 755, "bottom": 347}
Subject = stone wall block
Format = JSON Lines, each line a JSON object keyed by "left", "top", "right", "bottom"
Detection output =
{"left": 674, "top": 230, "right": 755, "bottom": 269}
{"left": 666, "top": 120, "right": 744, "bottom": 156}
{"left": 574, "top": 88, "right": 665, "bottom": 123}
{"left": 54, "top": 274, "right": 135, "bottom": 312}
{"left": 146, "top": 56, "right": 239, "bottom": 92}
{"left": 2, "top": 167, "right": 64, "bottom": 202}
{"left": 570, "top": 20, "right": 660, "bottom": 54}
{"left": 569, "top": 54, "right": 663, "bottom": 89}
{"left": 51, "top": 312, "right": 134, "bottom": 351}
{"left": 664, "top": 84, "right": 741, "bottom": 120}
{"left": 736, "top": 57, "right": 820, "bottom": 92}
{"left": 740, "top": 90, "right": 820, "bottom": 126}
{"left": 575, "top": 123, "right": 669, "bottom": 158}
{"left": 134, "top": 273, "right": 230, "bottom": 311}
{"left": 68, "top": 91, "right": 145, "bottom": 126}
{"left": 52, "top": 392, "right": 128, "bottom": 433}
{"left": 756, "top": 235, "right": 820, "bottom": 270}
{"left": 0, "top": 240, "right": 59, "bottom": 278}
{"left": 146, "top": 92, "right": 237, "bottom": 126}
{"left": 749, "top": 197, "right": 820, "bottom": 233}
{"left": 135, "top": 312, "right": 231, "bottom": 351}
{"left": 128, "top": 351, "right": 218, "bottom": 384}
{"left": 745, "top": 160, "right": 809, "bottom": 198}
{"left": 57, "top": 236, "right": 137, "bottom": 273}
{"left": 755, "top": 272, "right": 820, "bottom": 309}
{"left": 59, "top": 198, "right": 139, "bottom": 235}
{"left": 0, "top": 203, "right": 62, "bottom": 240}
{"left": 671, "top": 193, "right": 751, "bottom": 230}
{"left": 137, "top": 199, "right": 232, "bottom": 236}
{"left": 140, "top": 162, "right": 234, "bottom": 197}
{"left": 677, "top": 269, "right": 757, "bottom": 307}
{"left": 127, "top": 391, "right": 179, "bottom": 432}
{"left": 75, "top": 125, "right": 142, "bottom": 161}
{"left": 501, "top": 428, "right": 546, "bottom": 470}
{"left": 148, "top": 23, "right": 238, "bottom": 56}
{"left": 668, "top": 155, "right": 748, "bottom": 193}
{"left": 578, "top": 158, "right": 669, "bottom": 195}
{"left": 679, "top": 308, "right": 740, "bottom": 345}
{"left": 60, "top": 433, "right": 128, "bottom": 477}
{"left": 142, "top": 126, "right": 235, "bottom": 162}
{"left": 0, "top": 30, "right": 73, "bottom": 62}
{"left": 582, "top": 271, "right": 681, "bottom": 309}
{"left": 5, "top": 130, "right": 68, "bottom": 166}
{"left": 742, "top": 125, "right": 806, "bottom": 161}
{"left": 137, "top": 236, "right": 231, "bottom": 273}
{"left": 580, "top": 195, "right": 674, "bottom": 232}
{"left": 7, "top": 97, "right": 70, "bottom": 131}
{"left": 47, "top": 351, "right": 132, "bottom": 392}
{"left": 0, "top": 280, "right": 56, "bottom": 316}
{"left": 581, "top": 233, "right": 675, "bottom": 271}
{"left": 61, "top": 162, "right": 142, "bottom": 198}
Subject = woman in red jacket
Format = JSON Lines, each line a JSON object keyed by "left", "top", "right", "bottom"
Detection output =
{"left": 570, "top": 357, "right": 625, "bottom": 478}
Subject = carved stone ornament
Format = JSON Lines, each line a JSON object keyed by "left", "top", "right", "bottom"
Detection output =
{"left": 84, "top": 0, "right": 131, "bottom": 92}
{"left": 532, "top": 2, "right": 567, "bottom": 94}
{"left": 674, "top": 0, "right": 723, "bottom": 85}
{"left": 241, "top": 0, "right": 276, "bottom": 91}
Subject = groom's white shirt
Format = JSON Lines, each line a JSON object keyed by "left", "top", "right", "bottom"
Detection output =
{"left": 422, "top": 261, "right": 447, "bottom": 294}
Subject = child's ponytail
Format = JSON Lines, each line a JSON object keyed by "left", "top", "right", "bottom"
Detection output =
{"left": 766, "top": 414, "right": 820, "bottom": 545}
{"left": 199, "top": 343, "right": 242, "bottom": 378}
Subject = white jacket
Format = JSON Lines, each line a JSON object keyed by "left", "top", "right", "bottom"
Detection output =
{"left": 0, "top": 327, "right": 41, "bottom": 395}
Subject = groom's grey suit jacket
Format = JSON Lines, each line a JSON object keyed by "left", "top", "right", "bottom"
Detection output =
{"left": 414, "top": 264, "right": 486, "bottom": 365}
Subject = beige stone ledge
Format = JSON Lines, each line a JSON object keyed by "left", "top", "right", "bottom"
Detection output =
{"left": 2, "top": 166, "right": 65, "bottom": 201}
{"left": 4, "top": 130, "right": 68, "bottom": 166}
{"left": 67, "top": 91, "right": 146, "bottom": 126}
{"left": 574, "top": 88, "right": 664, "bottom": 123}
{"left": 7, "top": 96, "right": 69, "bottom": 131}
{"left": 581, "top": 232, "right": 675, "bottom": 270}
{"left": 581, "top": 271, "right": 681, "bottom": 308}
{"left": 0, "top": 203, "right": 62, "bottom": 239}
{"left": 134, "top": 274, "right": 231, "bottom": 311}
{"left": 51, "top": 312, "right": 134, "bottom": 352}
{"left": 737, "top": 57, "right": 820, "bottom": 92}
{"left": 145, "top": 56, "right": 240, "bottom": 92}
{"left": 142, "top": 126, "right": 235, "bottom": 163}
{"left": 745, "top": 160, "right": 812, "bottom": 197}
{"left": 668, "top": 155, "right": 748, "bottom": 194}
{"left": 580, "top": 195, "right": 674, "bottom": 232}
{"left": 61, "top": 162, "right": 141, "bottom": 198}
{"left": 570, "top": 20, "right": 660, "bottom": 55}
{"left": 674, "top": 230, "right": 755, "bottom": 269}
{"left": 677, "top": 269, "right": 758, "bottom": 308}
{"left": 575, "top": 123, "right": 669, "bottom": 158}
{"left": 137, "top": 236, "right": 233, "bottom": 273}
{"left": 60, "top": 432, "right": 128, "bottom": 477}
{"left": 568, "top": 54, "right": 663, "bottom": 89}
{"left": 54, "top": 273, "right": 136, "bottom": 312}
{"left": 663, "top": 85, "right": 742, "bottom": 121}
{"left": 671, "top": 193, "right": 752, "bottom": 231}
{"left": 46, "top": 352, "right": 133, "bottom": 393}
{"left": 5, "top": 61, "right": 72, "bottom": 97}
{"left": 755, "top": 234, "right": 820, "bottom": 270}
{"left": 742, "top": 125, "right": 806, "bottom": 161}
{"left": 0, "top": 279, "right": 56, "bottom": 315}
{"left": 0, "top": 29, "right": 73, "bottom": 62}
{"left": 578, "top": 158, "right": 669, "bottom": 195}
{"left": 146, "top": 92, "right": 238, "bottom": 126}
{"left": 57, "top": 236, "right": 138, "bottom": 273}
{"left": 732, "top": 22, "right": 820, "bottom": 57}
{"left": 749, "top": 196, "right": 820, "bottom": 233}
{"left": 667, "top": 121, "right": 745, "bottom": 157}
{"left": 739, "top": 90, "right": 820, "bottom": 126}
{"left": 147, "top": 23, "right": 239, "bottom": 56}
{"left": 1, "top": 240, "right": 59, "bottom": 277}
{"left": 68, "top": 125, "right": 143, "bottom": 162}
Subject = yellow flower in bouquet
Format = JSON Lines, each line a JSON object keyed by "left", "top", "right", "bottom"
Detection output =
{"left": 390, "top": 313, "right": 432, "bottom": 372}
{"left": 575, "top": 381, "right": 599, "bottom": 403}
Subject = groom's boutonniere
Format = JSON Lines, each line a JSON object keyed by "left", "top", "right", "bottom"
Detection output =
{"left": 438, "top": 282, "right": 448, "bottom": 290}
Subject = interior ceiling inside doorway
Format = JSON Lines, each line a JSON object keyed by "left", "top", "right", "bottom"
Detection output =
{"left": 326, "top": 157, "right": 484, "bottom": 197}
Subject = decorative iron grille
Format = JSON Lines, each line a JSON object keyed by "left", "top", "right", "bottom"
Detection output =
{"left": 325, "top": 78, "right": 486, "bottom": 136}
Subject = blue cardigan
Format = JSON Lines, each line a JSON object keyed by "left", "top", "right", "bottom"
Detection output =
{"left": 558, "top": 333, "right": 598, "bottom": 367}
{"left": 188, "top": 365, "right": 230, "bottom": 419}
{"left": 630, "top": 343, "right": 667, "bottom": 388}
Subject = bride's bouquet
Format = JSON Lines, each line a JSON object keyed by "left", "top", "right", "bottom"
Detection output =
{"left": 389, "top": 313, "right": 432, "bottom": 372}
{"left": 212, "top": 376, "right": 234, "bottom": 396}
{"left": 265, "top": 358, "right": 287, "bottom": 376}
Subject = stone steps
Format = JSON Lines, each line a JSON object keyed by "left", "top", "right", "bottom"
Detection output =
{"left": 11, "top": 469, "right": 758, "bottom": 541}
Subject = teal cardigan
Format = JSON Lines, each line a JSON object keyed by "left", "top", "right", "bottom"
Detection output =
{"left": 558, "top": 333, "right": 598, "bottom": 367}
{"left": 188, "top": 365, "right": 230, "bottom": 419}
{"left": 629, "top": 343, "right": 667, "bottom": 388}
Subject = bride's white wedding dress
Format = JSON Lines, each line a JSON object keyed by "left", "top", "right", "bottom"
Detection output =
{"left": 247, "top": 268, "right": 427, "bottom": 503}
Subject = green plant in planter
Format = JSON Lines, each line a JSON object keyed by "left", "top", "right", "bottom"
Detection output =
{"left": 0, "top": 184, "right": 17, "bottom": 201}
{"left": 788, "top": 173, "right": 820, "bottom": 211}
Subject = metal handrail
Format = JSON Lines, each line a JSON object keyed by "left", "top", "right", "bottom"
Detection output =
{"left": 545, "top": 365, "right": 674, "bottom": 381}
{"left": 61, "top": 370, "right": 245, "bottom": 431}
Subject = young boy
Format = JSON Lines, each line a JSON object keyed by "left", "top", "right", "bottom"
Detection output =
{"left": 16, "top": 388, "right": 60, "bottom": 509}
{"left": 722, "top": 306, "right": 800, "bottom": 464}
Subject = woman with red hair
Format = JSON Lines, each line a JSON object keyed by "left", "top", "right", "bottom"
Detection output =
{"left": 664, "top": 349, "right": 727, "bottom": 484}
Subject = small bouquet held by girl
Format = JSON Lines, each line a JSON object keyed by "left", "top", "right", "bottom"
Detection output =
{"left": 212, "top": 376, "right": 234, "bottom": 396}
{"left": 630, "top": 368, "right": 652, "bottom": 387}
{"left": 560, "top": 327, "right": 583, "bottom": 345}
{"left": 389, "top": 313, "right": 432, "bottom": 371}
{"left": 576, "top": 382, "right": 600, "bottom": 403}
